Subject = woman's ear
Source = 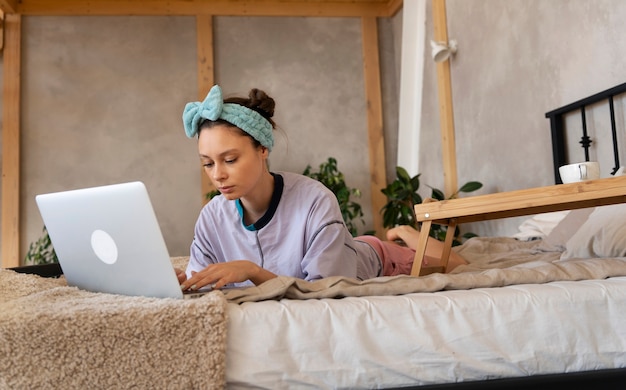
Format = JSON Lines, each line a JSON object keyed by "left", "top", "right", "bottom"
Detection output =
{"left": 260, "top": 146, "right": 269, "bottom": 158}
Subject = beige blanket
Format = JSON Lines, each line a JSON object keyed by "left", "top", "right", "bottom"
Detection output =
{"left": 0, "top": 266, "right": 228, "bottom": 389}
{"left": 223, "top": 237, "right": 626, "bottom": 303}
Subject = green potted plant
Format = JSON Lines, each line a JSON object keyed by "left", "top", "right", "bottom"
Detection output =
{"left": 24, "top": 225, "right": 58, "bottom": 265}
{"left": 303, "top": 157, "right": 369, "bottom": 236}
{"left": 381, "top": 166, "right": 483, "bottom": 245}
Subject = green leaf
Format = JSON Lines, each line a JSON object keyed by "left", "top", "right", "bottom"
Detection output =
{"left": 396, "top": 166, "right": 411, "bottom": 185}
{"left": 430, "top": 188, "right": 445, "bottom": 201}
{"left": 459, "top": 181, "right": 483, "bottom": 193}
{"left": 409, "top": 175, "right": 421, "bottom": 192}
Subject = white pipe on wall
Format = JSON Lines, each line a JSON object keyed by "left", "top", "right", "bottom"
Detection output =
{"left": 397, "top": 0, "right": 427, "bottom": 177}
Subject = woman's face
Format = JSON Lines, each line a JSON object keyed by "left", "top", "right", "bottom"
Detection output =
{"left": 197, "top": 124, "right": 269, "bottom": 201}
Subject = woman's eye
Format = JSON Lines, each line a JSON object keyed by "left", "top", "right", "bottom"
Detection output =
{"left": 225, "top": 158, "right": 237, "bottom": 164}
{"left": 202, "top": 162, "right": 214, "bottom": 168}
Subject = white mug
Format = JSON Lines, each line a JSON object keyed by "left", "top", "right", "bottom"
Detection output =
{"left": 559, "top": 161, "right": 600, "bottom": 183}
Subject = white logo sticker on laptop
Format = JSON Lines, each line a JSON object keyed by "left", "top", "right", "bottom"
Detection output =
{"left": 91, "top": 229, "right": 119, "bottom": 265}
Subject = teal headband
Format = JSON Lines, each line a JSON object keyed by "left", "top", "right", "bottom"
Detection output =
{"left": 182, "top": 85, "right": 274, "bottom": 151}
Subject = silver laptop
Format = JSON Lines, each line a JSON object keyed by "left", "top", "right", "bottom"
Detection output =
{"left": 35, "top": 181, "right": 209, "bottom": 299}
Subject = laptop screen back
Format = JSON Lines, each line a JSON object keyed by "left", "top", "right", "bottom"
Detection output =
{"left": 35, "top": 181, "right": 184, "bottom": 299}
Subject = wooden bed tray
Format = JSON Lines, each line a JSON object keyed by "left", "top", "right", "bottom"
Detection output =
{"left": 411, "top": 175, "right": 626, "bottom": 276}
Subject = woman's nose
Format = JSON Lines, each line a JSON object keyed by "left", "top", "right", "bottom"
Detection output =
{"left": 212, "top": 163, "right": 226, "bottom": 181}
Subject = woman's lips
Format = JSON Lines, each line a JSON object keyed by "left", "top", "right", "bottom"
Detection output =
{"left": 219, "top": 186, "right": 234, "bottom": 194}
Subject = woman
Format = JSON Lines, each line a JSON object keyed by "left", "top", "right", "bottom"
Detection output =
{"left": 178, "top": 85, "right": 466, "bottom": 291}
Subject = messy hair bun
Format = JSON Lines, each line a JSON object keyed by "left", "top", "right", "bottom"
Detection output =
{"left": 225, "top": 88, "right": 276, "bottom": 128}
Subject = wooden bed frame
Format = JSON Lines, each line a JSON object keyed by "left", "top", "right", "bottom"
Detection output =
{"left": 12, "top": 81, "right": 626, "bottom": 386}
{"left": 0, "top": 0, "right": 400, "bottom": 268}
{"left": 4, "top": 1, "right": 624, "bottom": 386}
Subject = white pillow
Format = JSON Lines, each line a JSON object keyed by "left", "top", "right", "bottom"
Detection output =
{"left": 561, "top": 203, "right": 626, "bottom": 259}
{"left": 542, "top": 207, "right": 595, "bottom": 249}
{"left": 512, "top": 211, "right": 570, "bottom": 241}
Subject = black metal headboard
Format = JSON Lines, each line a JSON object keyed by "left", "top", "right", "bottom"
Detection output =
{"left": 545, "top": 82, "right": 626, "bottom": 184}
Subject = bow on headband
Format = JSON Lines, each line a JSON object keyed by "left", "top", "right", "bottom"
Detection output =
{"left": 182, "top": 85, "right": 274, "bottom": 151}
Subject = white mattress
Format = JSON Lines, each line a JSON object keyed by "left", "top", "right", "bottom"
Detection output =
{"left": 225, "top": 276, "right": 626, "bottom": 389}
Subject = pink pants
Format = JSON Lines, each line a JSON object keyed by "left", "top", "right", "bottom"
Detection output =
{"left": 355, "top": 235, "right": 416, "bottom": 276}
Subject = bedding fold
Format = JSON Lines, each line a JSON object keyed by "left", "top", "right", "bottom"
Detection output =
{"left": 223, "top": 257, "right": 626, "bottom": 303}
{"left": 223, "top": 237, "right": 626, "bottom": 303}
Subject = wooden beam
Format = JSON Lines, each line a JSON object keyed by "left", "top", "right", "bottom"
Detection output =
{"left": 1, "top": 13, "right": 21, "bottom": 268}
{"left": 432, "top": 0, "right": 458, "bottom": 197}
{"left": 15, "top": 0, "right": 390, "bottom": 17}
{"left": 0, "top": 10, "right": 4, "bottom": 51}
{"left": 196, "top": 14, "right": 214, "bottom": 205}
{"left": 361, "top": 17, "right": 387, "bottom": 238}
{"left": 385, "top": 0, "right": 403, "bottom": 17}
{"left": 0, "top": 0, "right": 17, "bottom": 14}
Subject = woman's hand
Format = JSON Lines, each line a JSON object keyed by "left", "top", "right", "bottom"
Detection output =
{"left": 180, "top": 260, "right": 277, "bottom": 291}
{"left": 174, "top": 268, "right": 187, "bottom": 284}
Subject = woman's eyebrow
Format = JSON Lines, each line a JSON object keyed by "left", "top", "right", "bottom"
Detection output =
{"left": 199, "top": 148, "right": 239, "bottom": 159}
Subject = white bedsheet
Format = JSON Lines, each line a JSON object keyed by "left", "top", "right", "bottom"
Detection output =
{"left": 225, "top": 276, "right": 626, "bottom": 389}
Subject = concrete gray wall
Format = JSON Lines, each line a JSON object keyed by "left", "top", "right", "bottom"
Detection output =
{"left": 3, "top": 0, "right": 625, "bottom": 262}
{"left": 4, "top": 14, "right": 401, "bottom": 262}
{"left": 19, "top": 16, "right": 200, "bottom": 259}
{"left": 419, "top": 0, "right": 626, "bottom": 237}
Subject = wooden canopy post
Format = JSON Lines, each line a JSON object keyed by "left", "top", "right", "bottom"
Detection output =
{"left": 0, "top": 1, "right": 398, "bottom": 265}
{"left": 361, "top": 17, "right": 387, "bottom": 238}
{"left": 195, "top": 14, "right": 215, "bottom": 205}
{"left": 432, "top": 0, "right": 458, "bottom": 197}
{"left": 1, "top": 13, "right": 22, "bottom": 268}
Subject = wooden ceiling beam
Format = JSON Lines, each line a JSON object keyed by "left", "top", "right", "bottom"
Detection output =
{"left": 385, "top": 0, "right": 403, "bottom": 17}
{"left": 14, "top": 0, "right": 399, "bottom": 17}
{"left": 0, "top": 0, "right": 17, "bottom": 14}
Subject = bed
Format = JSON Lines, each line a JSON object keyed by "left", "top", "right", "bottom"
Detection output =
{"left": 3, "top": 84, "right": 626, "bottom": 389}
{"left": 4, "top": 216, "right": 626, "bottom": 389}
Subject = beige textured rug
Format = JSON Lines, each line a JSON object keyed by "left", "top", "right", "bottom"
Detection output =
{"left": 0, "top": 267, "right": 227, "bottom": 389}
